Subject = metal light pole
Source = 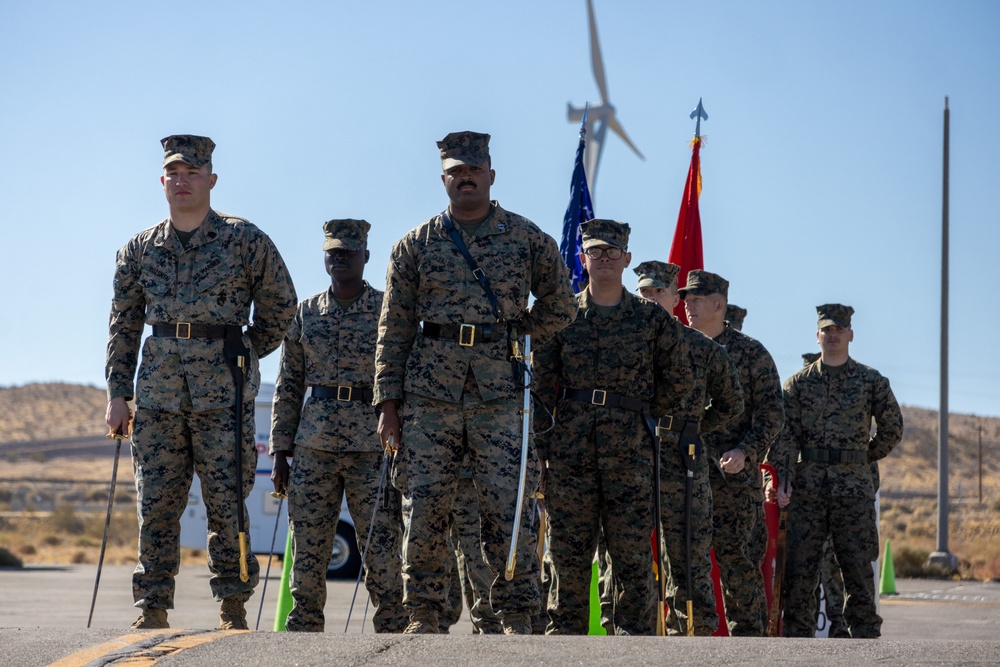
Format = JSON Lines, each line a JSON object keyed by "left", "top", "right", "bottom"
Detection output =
{"left": 929, "top": 96, "right": 958, "bottom": 572}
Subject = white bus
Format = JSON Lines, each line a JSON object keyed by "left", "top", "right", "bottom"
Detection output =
{"left": 179, "top": 383, "right": 362, "bottom": 578}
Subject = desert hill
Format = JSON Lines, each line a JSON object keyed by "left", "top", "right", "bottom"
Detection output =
{"left": 0, "top": 382, "right": 997, "bottom": 578}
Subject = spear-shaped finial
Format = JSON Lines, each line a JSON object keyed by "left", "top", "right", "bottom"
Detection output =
{"left": 579, "top": 103, "right": 589, "bottom": 141}
{"left": 690, "top": 98, "right": 709, "bottom": 138}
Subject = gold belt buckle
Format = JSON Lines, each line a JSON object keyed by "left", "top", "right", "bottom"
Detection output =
{"left": 656, "top": 416, "right": 674, "bottom": 437}
{"left": 176, "top": 322, "right": 192, "bottom": 339}
{"left": 591, "top": 389, "right": 606, "bottom": 406}
{"left": 337, "top": 385, "right": 353, "bottom": 401}
{"left": 459, "top": 323, "right": 476, "bottom": 347}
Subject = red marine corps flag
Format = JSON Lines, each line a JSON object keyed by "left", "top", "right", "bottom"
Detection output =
{"left": 667, "top": 99, "right": 708, "bottom": 325}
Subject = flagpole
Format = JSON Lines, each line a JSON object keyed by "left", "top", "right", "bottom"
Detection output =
{"left": 929, "top": 96, "right": 957, "bottom": 572}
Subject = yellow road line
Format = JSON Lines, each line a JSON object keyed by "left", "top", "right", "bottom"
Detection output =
{"left": 47, "top": 630, "right": 245, "bottom": 667}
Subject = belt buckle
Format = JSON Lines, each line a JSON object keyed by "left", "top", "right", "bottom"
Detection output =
{"left": 656, "top": 416, "right": 674, "bottom": 437}
{"left": 175, "top": 322, "right": 191, "bottom": 339}
{"left": 591, "top": 389, "right": 606, "bottom": 406}
{"left": 459, "top": 323, "right": 476, "bottom": 347}
{"left": 337, "top": 385, "right": 353, "bottom": 402}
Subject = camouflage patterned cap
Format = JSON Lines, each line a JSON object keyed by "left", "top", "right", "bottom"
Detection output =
{"left": 634, "top": 261, "right": 679, "bottom": 289}
{"left": 802, "top": 352, "right": 821, "bottom": 367}
{"left": 581, "top": 219, "right": 630, "bottom": 250}
{"left": 678, "top": 269, "right": 729, "bottom": 299}
{"left": 725, "top": 304, "right": 747, "bottom": 331}
{"left": 161, "top": 134, "right": 215, "bottom": 168}
{"left": 437, "top": 131, "right": 491, "bottom": 170}
{"left": 323, "top": 219, "right": 371, "bottom": 251}
{"left": 817, "top": 303, "right": 854, "bottom": 328}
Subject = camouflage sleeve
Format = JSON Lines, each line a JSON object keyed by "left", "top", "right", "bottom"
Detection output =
{"left": 269, "top": 307, "right": 305, "bottom": 456}
{"left": 529, "top": 332, "right": 563, "bottom": 463}
{"left": 650, "top": 314, "right": 694, "bottom": 417}
{"left": 245, "top": 231, "right": 297, "bottom": 359}
{"left": 105, "top": 240, "right": 146, "bottom": 402}
{"left": 767, "top": 384, "right": 799, "bottom": 486}
{"left": 700, "top": 345, "right": 744, "bottom": 434}
{"left": 373, "top": 236, "right": 420, "bottom": 406}
{"left": 867, "top": 372, "right": 903, "bottom": 462}
{"left": 736, "top": 344, "right": 785, "bottom": 463}
{"left": 522, "top": 230, "right": 576, "bottom": 340}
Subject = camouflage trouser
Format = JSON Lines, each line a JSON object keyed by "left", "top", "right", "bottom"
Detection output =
{"left": 438, "top": 535, "right": 465, "bottom": 632}
{"left": 817, "top": 534, "right": 848, "bottom": 637}
{"left": 747, "top": 491, "right": 768, "bottom": 631}
{"left": 451, "top": 474, "right": 503, "bottom": 633}
{"left": 285, "top": 447, "right": 406, "bottom": 633}
{"left": 130, "top": 401, "right": 259, "bottom": 609}
{"left": 660, "top": 436, "right": 717, "bottom": 636}
{"left": 784, "top": 492, "right": 880, "bottom": 638}
{"left": 710, "top": 472, "right": 766, "bottom": 636}
{"left": 393, "top": 379, "right": 540, "bottom": 620}
{"left": 545, "top": 464, "right": 655, "bottom": 635}
{"left": 598, "top": 436, "right": 718, "bottom": 636}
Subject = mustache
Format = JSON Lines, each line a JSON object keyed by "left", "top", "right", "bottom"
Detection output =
{"left": 458, "top": 180, "right": 476, "bottom": 189}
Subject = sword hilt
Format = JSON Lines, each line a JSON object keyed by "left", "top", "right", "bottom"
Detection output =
{"left": 239, "top": 532, "right": 250, "bottom": 583}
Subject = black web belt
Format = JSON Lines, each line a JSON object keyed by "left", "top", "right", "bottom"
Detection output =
{"left": 311, "top": 385, "right": 374, "bottom": 403}
{"left": 421, "top": 322, "right": 501, "bottom": 346}
{"left": 560, "top": 387, "right": 647, "bottom": 413}
{"left": 800, "top": 447, "right": 868, "bottom": 464}
{"left": 655, "top": 415, "right": 701, "bottom": 437}
{"left": 152, "top": 323, "right": 242, "bottom": 339}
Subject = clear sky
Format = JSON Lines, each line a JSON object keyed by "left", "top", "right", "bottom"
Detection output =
{"left": 1, "top": 1, "right": 997, "bottom": 417}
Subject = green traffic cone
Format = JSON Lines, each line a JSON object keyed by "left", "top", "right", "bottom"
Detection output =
{"left": 879, "top": 538, "right": 897, "bottom": 595}
{"left": 588, "top": 559, "right": 607, "bottom": 635}
{"left": 273, "top": 530, "right": 294, "bottom": 631}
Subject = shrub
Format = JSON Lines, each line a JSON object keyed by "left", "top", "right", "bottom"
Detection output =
{"left": 18, "top": 544, "right": 36, "bottom": 556}
{"left": 41, "top": 535, "right": 62, "bottom": 547}
{"left": 0, "top": 546, "right": 23, "bottom": 568}
{"left": 51, "top": 503, "right": 84, "bottom": 535}
{"left": 70, "top": 551, "right": 88, "bottom": 564}
{"left": 893, "top": 545, "right": 930, "bottom": 577}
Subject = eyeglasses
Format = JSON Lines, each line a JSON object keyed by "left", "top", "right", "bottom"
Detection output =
{"left": 584, "top": 247, "right": 625, "bottom": 260}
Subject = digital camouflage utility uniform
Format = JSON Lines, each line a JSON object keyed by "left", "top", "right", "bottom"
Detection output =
{"left": 374, "top": 195, "right": 576, "bottom": 625}
{"left": 533, "top": 226, "right": 694, "bottom": 635}
{"left": 107, "top": 197, "right": 296, "bottom": 610}
{"left": 773, "top": 305, "right": 902, "bottom": 638}
{"left": 682, "top": 271, "right": 785, "bottom": 636}
{"left": 599, "top": 261, "right": 745, "bottom": 635}
{"left": 706, "top": 323, "right": 783, "bottom": 636}
{"left": 270, "top": 270, "right": 407, "bottom": 632}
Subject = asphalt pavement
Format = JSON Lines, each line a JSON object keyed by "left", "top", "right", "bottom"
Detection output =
{"left": 1, "top": 565, "right": 997, "bottom": 666}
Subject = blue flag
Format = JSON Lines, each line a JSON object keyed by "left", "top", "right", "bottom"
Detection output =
{"left": 560, "top": 119, "right": 594, "bottom": 293}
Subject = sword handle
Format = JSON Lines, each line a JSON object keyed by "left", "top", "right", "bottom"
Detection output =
{"left": 239, "top": 532, "right": 250, "bottom": 583}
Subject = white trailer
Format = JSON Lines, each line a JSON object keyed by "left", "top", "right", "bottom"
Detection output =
{"left": 179, "top": 383, "right": 361, "bottom": 578}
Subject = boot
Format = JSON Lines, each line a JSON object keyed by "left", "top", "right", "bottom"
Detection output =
{"left": 403, "top": 609, "right": 439, "bottom": 634}
{"left": 501, "top": 613, "right": 533, "bottom": 635}
{"left": 130, "top": 608, "right": 169, "bottom": 630}
{"left": 219, "top": 596, "right": 248, "bottom": 630}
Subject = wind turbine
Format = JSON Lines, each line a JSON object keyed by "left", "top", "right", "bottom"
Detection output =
{"left": 567, "top": 0, "right": 644, "bottom": 197}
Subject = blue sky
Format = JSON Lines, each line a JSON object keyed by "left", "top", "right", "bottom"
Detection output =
{"left": 1, "top": 1, "right": 998, "bottom": 417}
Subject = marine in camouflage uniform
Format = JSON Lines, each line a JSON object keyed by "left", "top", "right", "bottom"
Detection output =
{"left": 533, "top": 223, "right": 694, "bottom": 635}
{"left": 682, "top": 270, "right": 784, "bottom": 636}
{"left": 725, "top": 304, "right": 747, "bottom": 332}
{"left": 105, "top": 135, "right": 297, "bottom": 630}
{"left": 771, "top": 305, "right": 902, "bottom": 638}
{"left": 373, "top": 131, "right": 576, "bottom": 634}
{"left": 634, "top": 261, "right": 744, "bottom": 636}
{"left": 269, "top": 219, "right": 406, "bottom": 633}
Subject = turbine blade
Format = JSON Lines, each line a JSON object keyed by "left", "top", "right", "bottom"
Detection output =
{"left": 587, "top": 0, "right": 609, "bottom": 104}
{"left": 606, "top": 114, "right": 644, "bottom": 160}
